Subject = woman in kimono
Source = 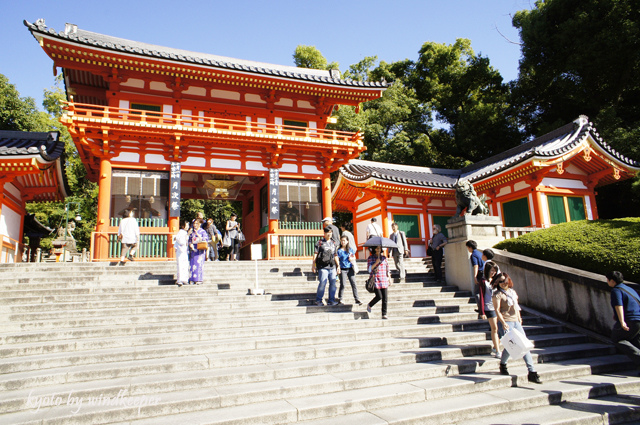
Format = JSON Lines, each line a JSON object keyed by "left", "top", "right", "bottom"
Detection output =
{"left": 189, "top": 219, "right": 209, "bottom": 285}
{"left": 173, "top": 220, "right": 190, "bottom": 287}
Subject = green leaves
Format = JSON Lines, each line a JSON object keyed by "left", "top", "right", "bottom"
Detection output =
{"left": 495, "top": 218, "right": 640, "bottom": 282}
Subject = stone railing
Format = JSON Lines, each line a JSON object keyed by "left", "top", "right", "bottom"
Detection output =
{"left": 492, "top": 249, "right": 639, "bottom": 336}
{"left": 501, "top": 227, "right": 540, "bottom": 239}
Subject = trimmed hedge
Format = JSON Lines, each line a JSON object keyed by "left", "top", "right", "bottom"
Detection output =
{"left": 494, "top": 218, "right": 640, "bottom": 283}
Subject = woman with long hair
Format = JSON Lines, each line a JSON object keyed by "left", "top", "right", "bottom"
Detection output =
{"left": 366, "top": 246, "right": 390, "bottom": 319}
{"left": 336, "top": 235, "right": 361, "bottom": 305}
{"left": 492, "top": 272, "right": 542, "bottom": 383}
{"left": 483, "top": 260, "right": 501, "bottom": 357}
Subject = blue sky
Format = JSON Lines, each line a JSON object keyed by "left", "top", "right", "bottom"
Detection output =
{"left": 1, "top": 0, "right": 533, "bottom": 108}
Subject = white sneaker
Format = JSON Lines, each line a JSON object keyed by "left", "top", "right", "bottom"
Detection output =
{"left": 492, "top": 348, "right": 502, "bottom": 358}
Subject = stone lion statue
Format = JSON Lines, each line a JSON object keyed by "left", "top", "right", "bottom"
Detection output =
{"left": 455, "top": 179, "right": 489, "bottom": 217}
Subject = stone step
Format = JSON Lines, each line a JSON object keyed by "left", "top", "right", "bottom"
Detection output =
{"left": 1, "top": 350, "right": 634, "bottom": 424}
{"left": 292, "top": 371, "right": 640, "bottom": 425}
{"left": 1, "top": 288, "right": 472, "bottom": 311}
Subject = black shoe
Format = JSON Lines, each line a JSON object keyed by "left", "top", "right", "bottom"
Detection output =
{"left": 128, "top": 255, "right": 135, "bottom": 261}
{"left": 528, "top": 371, "right": 542, "bottom": 384}
{"left": 355, "top": 300, "right": 363, "bottom": 305}
{"left": 499, "top": 363, "right": 509, "bottom": 375}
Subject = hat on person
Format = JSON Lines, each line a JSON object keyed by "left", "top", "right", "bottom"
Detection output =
{"left": 322, "top": 217, "right": 333, "bottom": 222}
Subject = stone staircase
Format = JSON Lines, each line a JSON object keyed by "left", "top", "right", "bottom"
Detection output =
{"left": 0, "top": 258, "right": 639, "bottom": 424}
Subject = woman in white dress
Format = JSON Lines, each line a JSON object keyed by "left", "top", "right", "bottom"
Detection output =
{"left": 174, "top": 220, "right": 190, "bottom": 287}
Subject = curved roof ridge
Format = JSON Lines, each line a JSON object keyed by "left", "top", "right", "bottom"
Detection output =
{"left": 25, "top": 19, "right": 388, "bottom": 89}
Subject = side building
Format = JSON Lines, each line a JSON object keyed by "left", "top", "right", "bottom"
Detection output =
{"left": 0, "top": 130, "right": 69, "bottom": 262}
{"left": 25, "top": 19, "right": 386, "bottom": 261}
{"left": 332, "top": 116, "right": 640, "bottom": 258}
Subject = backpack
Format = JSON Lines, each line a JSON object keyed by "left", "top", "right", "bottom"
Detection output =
{"left": 316, "top": 241, "right": 335, "bottom": 268}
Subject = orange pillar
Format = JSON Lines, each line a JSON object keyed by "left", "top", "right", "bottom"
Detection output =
{"left": 322, "top": 172, "right": 332, "bottom": 219}
{"left": 380, "top": 195, "right": 390, "bottom": 238}
{"left": 95, "top": 158, "right": 112, "bottom": 261}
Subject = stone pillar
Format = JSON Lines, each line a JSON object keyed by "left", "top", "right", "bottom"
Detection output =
{"left": 444, "top": 215, "right": 504, "bottom": 293}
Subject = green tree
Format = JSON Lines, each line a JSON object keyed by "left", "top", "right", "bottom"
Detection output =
{"left": 513, "top": 0, "right": 640, "bottom": 217}
{"left": 0, "top": 74, "right": 50, "bottom": 132}
{"left": 292, "top": 45, "right": 339, "bottom": 70}
{"left": 410, "top": 39, "right": 522, "bottom": 162}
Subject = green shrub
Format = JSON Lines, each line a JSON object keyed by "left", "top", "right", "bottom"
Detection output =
{"left": 494, "top": 218, "right": 640, "bottom": 282}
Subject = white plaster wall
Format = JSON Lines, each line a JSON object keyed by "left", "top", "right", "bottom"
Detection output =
{"left": 113, "top": 152, "right": 140, "bottom": 163}
{"left": 406, "top": 198, "right": 421, "bottom": 206}
{"left": 247, "top": 161, "right": 267, "bottom": 171}
{"left": 150, "top": 81, "right": 171, "bottom": 92}
{"left": 357, "top": 198, "right": 380, "bottom": 213}
{"left": 1, "top": 202, "right": 21, "bottom": 243}
{"left": 302, "top": 165, "right": 322, "bottom": 175}
{"left": 585, "top": 196, "right": 593, "bottom": 220}
{"left": 390, "top": 196, "right": 404, "bottom": 205}
{"left": 211, "top": 89, "right": 240, "bottom": 101}
{"left": 275, "top": 98, "right": 293, "bottom": 107}
{"left": 184, "top": 86, "right": 206, "bottom": 96}
{"left": 145, "top": 154, "right": 170, "bottom": 165}
{"left": 4, "top": 182, "right": 20, "bottom": 200}
{"left": 210, "top": 158, "right": 240, "bottom": 169}
{"left": 541, "top": 178, "right": 587, "bottom": 189}
{"left": 245, "top": 94, "right": 266, "bottom": 104}
{"left": 528, "top": 193, "right": 537, "bottom": 226}
{"left": 497, "top": 186, "right": 512, "bottom": 197}
{"left": 121, "top": 78, "right": 144, "bottom": 88}
{"left": 514, "top": 181, "right": 530, "bottom": 192}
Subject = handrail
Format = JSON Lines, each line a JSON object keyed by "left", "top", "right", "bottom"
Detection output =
{"left": 1, "top": 234, "right": 25, "bottom": 263}
{"left": 64, "top": 101, "right": 362, "bottom": 145}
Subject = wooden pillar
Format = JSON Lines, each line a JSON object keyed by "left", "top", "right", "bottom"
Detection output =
{"left": 419, "top": 197, "right": 430, "bottom": 255}
{"left": 321, "top": 172, "right": 332, "bottom": 219}
{"left": 269, "top": 218, "right": 278, "bottom": 259}
{"left": 535, "top": 190, "right": 547, "bottom": 228}
{"left": 380, "top": 193, "right": 390, "bottom": 238}
{"left": 95, "top": 158, "right": 112, "bottom": 260}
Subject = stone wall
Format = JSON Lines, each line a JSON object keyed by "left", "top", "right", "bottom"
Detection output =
{"left": 492, "top": 250, "right": 639, "bottom": 336}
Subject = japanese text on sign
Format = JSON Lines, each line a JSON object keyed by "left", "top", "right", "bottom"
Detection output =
{"left": 269, "top": 169, "right": 279, "bottom": 221}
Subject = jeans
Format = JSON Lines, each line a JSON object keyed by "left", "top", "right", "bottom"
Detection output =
{"left": 338, "top": 267, "right": 359, "bottom": 302}
{"left": 612, "top": 320, "right": 640, "bottom": 368}
{"left": 316, "top": 267, "right": 337, "bottom": 304}
{"left": 369, "top": 287, "right": 388, "bottom": 316}
{"left": 432, "top": 249, "right": 444, "bottom": 281}
{"left": 500, "top": 321, "right": 536, "bottom": 372}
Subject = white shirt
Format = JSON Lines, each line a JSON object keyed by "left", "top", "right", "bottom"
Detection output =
{"left": 366, "top": 222, "right": 382, "bottom": 239}
{"left": 118, "top": 217, "right": 140, "bottom": 244}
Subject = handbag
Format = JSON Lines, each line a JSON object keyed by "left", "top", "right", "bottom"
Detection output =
{"left": 197, "top": 241, "right": 208, "bottom": 251}
{"left": 237, "top": 231, "right": 246, "bottom": 242}
{"left": 500, "top": 327, "right": 534, "bottom": 359}
{"left": 427, "top": 246, "right": 434, "bottom": 256}
{"left": 365, "top": 274, "right": 376, "bottom": 293}
{"left": 222, "top": 232, "right": 231, "bottom": 247}
{"left": 350, "top": 255, "right": 359, "bottom": 274}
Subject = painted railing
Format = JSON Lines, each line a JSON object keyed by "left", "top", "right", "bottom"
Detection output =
{"left": 110, "top": 217, "right": 168, "bottom": 227}
{"left": 91, "top": 229, "right": 171, "bottom": 261}
{"left": 502, "top": 227, "right": 541, "bottom": 239}
{"left": 278, "top": 222, "right": 323, "bottom": 230}
{"left": 64, "top": 102, "right": 362, "bottom": 145}
{"left": 1, "top": 234, "right": 24, "bottom": 263}
{"left": 278, "top": 235, "right": 321, "bottom": 257}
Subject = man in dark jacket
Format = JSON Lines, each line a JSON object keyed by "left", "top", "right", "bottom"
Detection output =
{"left": 607, "top": 271, "right": 640, "bottom": 372}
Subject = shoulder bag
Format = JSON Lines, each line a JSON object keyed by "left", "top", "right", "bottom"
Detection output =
{"left": 365, "top": 263, "right": 379, "bottom": 293}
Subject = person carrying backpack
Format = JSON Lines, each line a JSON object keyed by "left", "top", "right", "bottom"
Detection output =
{"left": 312, "top": 227, "right": 338, "bottom": 306}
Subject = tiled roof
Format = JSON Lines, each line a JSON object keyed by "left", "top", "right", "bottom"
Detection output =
{"left": 0, "top": 131, "right": 63, "bottom": 161}
{"left": 340, "top": 160, "right": 460, "bottom": 188}
{"left": 339, "top": 116, "right": 640, "bottom": 188}
{"left": 25, "top": 19, "right": 387, "bottom": 89}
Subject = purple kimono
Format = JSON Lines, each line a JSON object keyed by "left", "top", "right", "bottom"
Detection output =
{"left": 189, "top": 227, "right": 209, "bottom": 283}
